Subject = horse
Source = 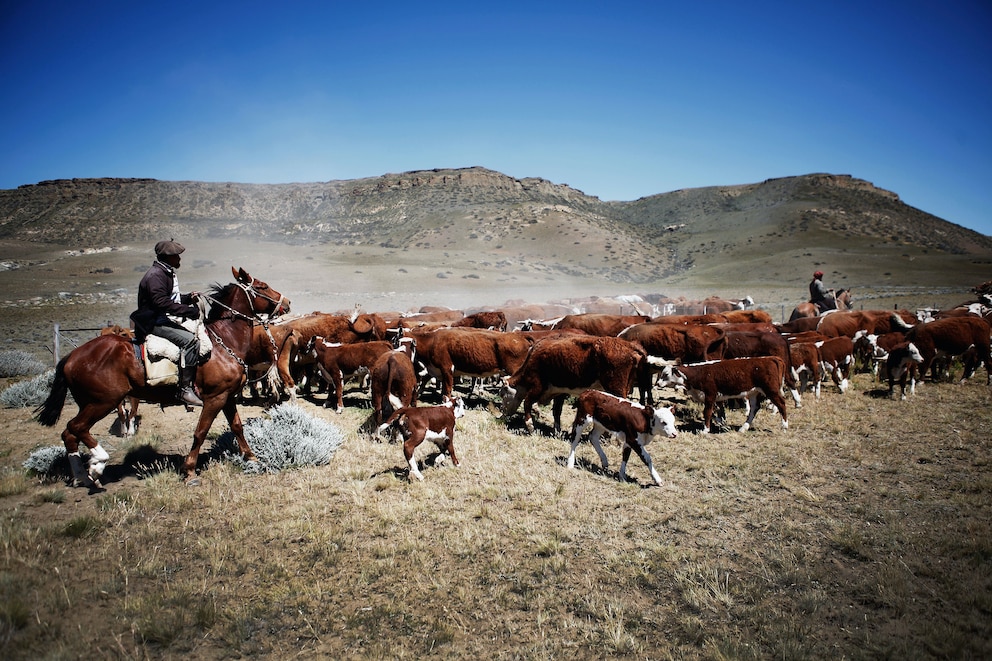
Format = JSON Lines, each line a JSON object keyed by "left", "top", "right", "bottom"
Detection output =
{"left": 788, "top": 288, "right": 852, "bottom": 321}
{"left": 36, "top": 267, "right": 290, "bottom": 488}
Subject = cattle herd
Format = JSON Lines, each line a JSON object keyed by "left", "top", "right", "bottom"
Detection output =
{"left": 235, "top": 292, "right": 992, "bottom": 483}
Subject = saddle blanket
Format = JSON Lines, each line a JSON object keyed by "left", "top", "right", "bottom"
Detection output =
{"left": 140, "top": 318, "right": 212, "bottom": 386}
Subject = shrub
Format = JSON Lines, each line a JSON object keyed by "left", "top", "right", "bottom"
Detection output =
{"left": 1, "top": 370, "right": 55, "bottom": 408}
{"left": 216, "top": 403, "right": 346, "bottom": 473}
{"left": 0, "top": 350, "right": 46, "bottom": 378}
{"left": 23, "top": 445, "right": 70, "bottom": 478}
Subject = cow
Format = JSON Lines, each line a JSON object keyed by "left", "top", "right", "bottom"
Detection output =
{"left": 788, "top": 342, "right": 822, "bottom": 399}
{"left": 453, "top": 310, "right": 508, "bottom": 331}
{"left": 370, "top": 338, "right": 418, "bottom": 426}
{"left": 884, "top": 342, "right": 925, "bottom": 400}
{"left": 814, "top": 336, "right": 856, "bottom": 393}
{"left": 816, "top": 309, "right": 918, "bottom": 338}
{"left": 396, "top": 309, "right": 465, "bottom": 329}
{"left": 655, "top": 357, "right": 789, "bottom": 434}
{"left": 245, "top": 325, "right": 304, "bottom": 402}
{"left": 776, "top": 317, "right": 824, "bottom": 334}
{"left": 567, "top": 390, "right": 677, "bottom": 486}
{"left": 307, "top": 338, "right": 394, "bottom": 412}
{"left": 271, "top": 311, "right": 388, "bottom": 393}
{"left": 552, "top": 313, "right": 650, "bottom": 337}
{"left": 619, "top": 322, "right": 726, "bottom": 365}
{"left": 897, "top": 316, "right": 992, "bottom": 384}
{"left": 500, "top": 335, "right": 649, "bottom": 433}
{"left": 853, "top": 331, "right": 908, "bottom": 378}
{"left": 377, "top": 397, "right": 466, "bottom": 481}
{"left": 413, "top": 327, "right": 535, "bottom": 398}
{"left": 723, "top": 330, "right": 801, "bottom": 407}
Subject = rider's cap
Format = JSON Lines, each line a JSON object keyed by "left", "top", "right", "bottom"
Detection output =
{"left": 813, "top": 270, "right": 824, "bottom": 278}
{"left": 155, "top": 240, "right": 185, "bottom": 256}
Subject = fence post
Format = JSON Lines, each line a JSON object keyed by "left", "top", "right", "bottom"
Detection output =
{"left": 53, "top": 323, "right": 60, "bottom": 368}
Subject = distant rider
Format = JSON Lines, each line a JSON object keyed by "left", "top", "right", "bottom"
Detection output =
{"left": 809, "top": 270, "right": 836, "bottom": 313}
{"left": 130, "top": 240, "right": 204, "bottom": 407}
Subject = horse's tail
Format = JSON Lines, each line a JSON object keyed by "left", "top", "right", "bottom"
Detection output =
{"left": 35, "top": 355, "right": 69, "bottom": 427}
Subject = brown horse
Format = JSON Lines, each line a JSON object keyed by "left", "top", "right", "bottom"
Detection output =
{"left": 788, "top": 288, "right": 852, "bottom": 321}
{"left": 36, "top": 267, "right": 290, "bottom": 487}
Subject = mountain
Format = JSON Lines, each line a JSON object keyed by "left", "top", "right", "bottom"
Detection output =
{"left": 2, "top": 167, "right": 989, "bottom": 289}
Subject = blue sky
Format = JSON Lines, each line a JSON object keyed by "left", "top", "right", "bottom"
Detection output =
{"left": 2, "top": 1, "right": 990, "bottom": 236}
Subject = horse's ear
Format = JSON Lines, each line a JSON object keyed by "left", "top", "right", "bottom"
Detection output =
{"left": 232, "top": 266, "right": 240, "bottom": 280}
{"left": 234, "top": 267, "right": 251, "bottom": 283}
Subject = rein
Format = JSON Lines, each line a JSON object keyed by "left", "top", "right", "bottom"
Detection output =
{"left": 199, "top": 281, "right": 283, "bottom": 374}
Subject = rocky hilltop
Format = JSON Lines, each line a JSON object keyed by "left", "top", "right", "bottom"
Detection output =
{"left": 1, "top": 167, "right": 989, "bottom": 287}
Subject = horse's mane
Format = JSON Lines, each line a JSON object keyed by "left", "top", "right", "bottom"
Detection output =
{"left": 205, "top": 282, "right": 238, "bottom": 322}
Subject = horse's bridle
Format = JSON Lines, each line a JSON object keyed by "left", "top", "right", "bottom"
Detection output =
{"left": 202, "top": 280, "right": 287, "bottom": 323}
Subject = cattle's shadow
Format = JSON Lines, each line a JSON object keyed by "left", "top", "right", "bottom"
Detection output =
{"left": 865, "top": 387, "right": 894, "bottom": 399}
{"left": 556, "top": 455, "right": 658, "bottom": 489}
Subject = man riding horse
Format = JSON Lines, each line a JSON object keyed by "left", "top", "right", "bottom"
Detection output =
{"left": 129, "top": 240, "right": 205, "bottom": 407}
{"left": 809, "top": 270, "right": 836, "bottom": 314}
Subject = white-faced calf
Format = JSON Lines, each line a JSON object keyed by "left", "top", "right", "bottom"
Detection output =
{"left": 568, "top": 390, "right": 677, "bottom": 486}
{"left": 377, "top": 397, "right": 466, "bottom": 481}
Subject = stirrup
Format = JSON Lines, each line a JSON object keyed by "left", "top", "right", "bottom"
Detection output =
{"left": 179, "top": 387, "right": 203, "bottom": 407}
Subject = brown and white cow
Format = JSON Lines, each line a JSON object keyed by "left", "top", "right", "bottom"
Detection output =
{"left": 853, "top": 330, "right": 908, "bottom": 378}
{"left": 814, "top": 336, "right": 856, "bottom": 393}
{"left": 723, "top": 330, "right": 801, "bottom": 407}
{"left": 552, "top": 313, "right": 650, "bottom": 337}
{"left": 788, "top": 342, "right": 822, "bottom": 399}
{"left": 816, "top": 309, "right": 918, "bottom": 338}
{"left": 307, "top": 338, "right": 394, "bottom": 412}
{"left": 370, "top": 338, "right": 418, "bottom": 426}
{"left": 567, "top": 390, "right": 677, "bottom": 486}
{"left": 500, "top": 335, "right": 649, "bottom": 432}
{"left": 377, "top": 396, "right": 466, "bottom": 481}
{"left": 897, "top": 316, "right": 992, "bottom": 384}
{"left": 619, "top": 322, "right": 726, "bottom": 366}
{"left": 655, "top": 357, "right": 789, "bottom": 434}
{"left": 884, "top": 342, "right": 925, "bottom": 400}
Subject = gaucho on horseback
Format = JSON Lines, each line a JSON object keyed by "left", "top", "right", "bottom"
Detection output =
{"left": 130, "top": 240, "right": 205, "bottom": 407}
{"left": 809, "top": 270, "right": 836, "bottom": 313}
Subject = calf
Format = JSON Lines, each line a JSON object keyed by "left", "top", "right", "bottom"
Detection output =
{"left": 815, "top": 336, "right": 855, "bottom": 393}
{"left": 377, "top": 397, "right": 466, "bottom": 481}
{"left": 567, "top": 390, "right": 677, "bottom": 486}
{"left": 370, "top": 338, "right": 418, "bottom": 426}
{"left": 884, "top": 342, "right": 924, "bottom": 400}
{"left": 723, "top": 330, "right": 801, "bottom": 407}
{"left": 308, "top": 337, "right": 393, "bottom": 412}
{"left": 656, "top": 357, "right": 789, "bottom": 433}
{"left": 788, "top": 342, "right": 822, "bottom": 399}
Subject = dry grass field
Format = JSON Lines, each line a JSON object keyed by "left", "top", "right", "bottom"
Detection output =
{"left": 0, "top": 237, "right": 990, "bottom": 659}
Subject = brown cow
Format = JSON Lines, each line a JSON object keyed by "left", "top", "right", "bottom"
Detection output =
{"left": 899, "top": 316, "right": 992, "bottom": 384}
{"left": 245, "top": 325, "right": 303, "bottom": 402}
{"left": 567, "top": 390, "right": 677, "bottom": 486}
{"left": 271, "top": 311, "right": 388, "bottom": 392}
{"left": 500, "top": 335, "right": 649, "bottom": 433}
{"left": 377, "top": 396, "right": 466, "bottom": 481}
{"left": 453, "top": 310, "right": 508, "bottom": 331}
{"left": 370, "top": 338, "right": 418, "bottom": 426}
{"left": 655, "top": 357, "right": 789, "bottom": 434}
{"left": 816, "top": 309, "right": 918, "bottom": 338}
{"left": 413, "top": 327, "right": 535, "bottom": 398}
{"left": 723, "top": 330, "right": 801, "bottom": 407}
{"left": 553, "top": 313, "right": 650, "bottom": 337}
{"left": 100, "top": 325, "right": 139, "bottom": 436}
{"left": 307, "top": 338, "right": 394, "bottom": 412}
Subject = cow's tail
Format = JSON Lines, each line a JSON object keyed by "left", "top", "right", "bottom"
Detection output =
{"left": 891, "top": 313, "right": 915, "bottom": 331}
{"left": 377, "top": 407, "right": 407, "bottom": 437}
{"left": 35, "top": 356, "right": 70, "bottom": 427}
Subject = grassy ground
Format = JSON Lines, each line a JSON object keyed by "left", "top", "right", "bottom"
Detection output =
{"left": 1, "top": 365, "right": 989, "bottom": 659}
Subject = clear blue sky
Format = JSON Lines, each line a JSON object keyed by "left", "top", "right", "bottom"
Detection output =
{"left": 2, "top": 1, "right": 990, "bottom": 236}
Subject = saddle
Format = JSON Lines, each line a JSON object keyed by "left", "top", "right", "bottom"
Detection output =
{"left": 137, "top": 318, "right": 213, "bottom": 386}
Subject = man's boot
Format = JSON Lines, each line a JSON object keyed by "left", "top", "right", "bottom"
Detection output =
{"left": 178, "top": 364, "right": 203, "bottom": 407}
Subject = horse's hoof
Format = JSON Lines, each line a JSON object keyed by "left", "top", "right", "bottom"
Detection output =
{"left": 185, "top": 477, "right": 202, "bottom": 487}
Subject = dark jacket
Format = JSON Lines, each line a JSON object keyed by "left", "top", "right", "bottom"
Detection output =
{"left": 130, "top": 260, "right": 199, "bottom": 338}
